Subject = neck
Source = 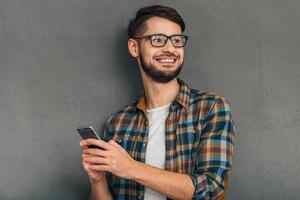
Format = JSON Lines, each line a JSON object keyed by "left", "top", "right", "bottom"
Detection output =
{"left": 142, "top": 76, "right": 180, "bottom": 109}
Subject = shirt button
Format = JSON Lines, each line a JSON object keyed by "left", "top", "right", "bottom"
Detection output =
{"left": 142, "top": 143, "right": 146, "bottom": 147}
{"left": 145, "top": 121, "right": 148, "bottom": 126}
{"left": 137, "top": 195, "right": 143, "bottom": 199}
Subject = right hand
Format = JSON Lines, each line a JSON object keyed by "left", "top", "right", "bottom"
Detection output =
{"left": 80, "top": 141, "right": 106, "bottom": 184}
{"left": 82, "top": 161, "right": 106, "bottom": 184}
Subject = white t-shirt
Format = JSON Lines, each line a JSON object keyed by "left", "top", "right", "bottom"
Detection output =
{"left": 144, "top": 103, "right": 171, "bottom": 200}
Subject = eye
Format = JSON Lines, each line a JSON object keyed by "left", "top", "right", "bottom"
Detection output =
{"left": 172, "top": 36, "right": 183, "bottom": 44}
{"left": 151, "top": 35, "right": 164, "bottom": 43}
{"left": 173, "top": 38, "right": 181, "bottom": 43}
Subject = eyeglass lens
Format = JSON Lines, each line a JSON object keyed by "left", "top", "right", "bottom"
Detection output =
{"left": 150, "top": 35, "right": 187, "bottom": 47}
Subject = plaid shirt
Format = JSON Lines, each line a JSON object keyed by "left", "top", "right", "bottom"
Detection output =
{"left": 101, "top": 78, "right": 235, "bottom": 200}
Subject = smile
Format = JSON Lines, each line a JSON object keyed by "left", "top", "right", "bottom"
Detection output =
{"left": 155, "top": 58, "right": 177, "bottom": 63}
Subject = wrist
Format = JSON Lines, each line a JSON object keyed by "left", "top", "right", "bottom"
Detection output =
{"left": 90, "top": 177, "right": 107, "bottom": 186}
{"left": 90, "top": 176, "right": 112, "bottom": 200}
{"left": 129, "top": 161, "right": 143, "bottom": 180}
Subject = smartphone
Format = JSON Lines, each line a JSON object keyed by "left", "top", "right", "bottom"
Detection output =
{"left": 76, "top": 126, "right": 102, "bottom": 148}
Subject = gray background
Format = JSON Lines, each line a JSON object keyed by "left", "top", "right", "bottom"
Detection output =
{"left": 1, "top": 0, "right": 299, "bottom": 199}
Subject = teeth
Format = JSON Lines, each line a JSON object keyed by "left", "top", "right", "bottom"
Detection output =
{"left": 158, "top": 59, "right": 175, "bottom": 63}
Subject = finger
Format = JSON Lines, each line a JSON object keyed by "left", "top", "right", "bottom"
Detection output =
{"left": 80, "top": 145, "right": 89, "bottom": 150}
{"left": 83, "top": 148, "right": 109, "bottom": 157}
{"left": 80, "top": 139, "right": 112, "bottom": 150}
{"left": 83, "top": 155, "right": 110, "bottom": 165}
{"left": 88, "top": 164, "right": 110, "bottom": 172}
{"left": 79, "top": 140, "right": 90, "bottom": 149}
{"left": 88, "top": 168, "right": 105, "bottom": 173}
{"left": 80, "top": 139, "right": 98, "bottom": 147}
{"left": 82, "top": 162, "right": 91, "bottom": 173}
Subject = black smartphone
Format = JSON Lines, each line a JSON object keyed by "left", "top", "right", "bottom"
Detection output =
{"left": 76, "top": 126, "right": 102, "bottom": 149}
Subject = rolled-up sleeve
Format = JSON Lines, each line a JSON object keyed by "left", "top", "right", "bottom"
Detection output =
{"left": 190, "top": 96, "right": 235, "bottom": 199}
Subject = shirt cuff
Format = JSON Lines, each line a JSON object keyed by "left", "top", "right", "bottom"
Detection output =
{"left": 188, "top": 173, "right": 208, "bottom": 200}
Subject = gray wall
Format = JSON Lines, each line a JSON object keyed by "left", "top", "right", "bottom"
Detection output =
{"left": 1, "top": 0, "right": 299, "bottom": 199}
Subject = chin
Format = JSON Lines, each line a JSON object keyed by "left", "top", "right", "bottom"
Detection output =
{"left": 156, "top": 63, "right": 178, "bottom": 68}
{"left": 162, "top": 64, "right": 177, "bottom": 68}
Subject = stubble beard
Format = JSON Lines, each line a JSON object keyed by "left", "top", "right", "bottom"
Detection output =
{"left": 138, "top": 49, "right": 184, "bottom": 83}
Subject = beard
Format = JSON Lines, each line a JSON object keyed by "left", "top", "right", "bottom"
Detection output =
{"left": 139, "top": 49, "right": 183, "bottom": 83}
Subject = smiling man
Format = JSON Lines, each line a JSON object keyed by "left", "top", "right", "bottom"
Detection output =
{"left": 80, "top": 5, "right": 234, "bottom": 200}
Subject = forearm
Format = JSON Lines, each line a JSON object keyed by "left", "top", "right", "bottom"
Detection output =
{"left": 89, "top": 180, "right": 113, "bottom": 200}
{"left": 132, "top": 162, "right": 194, "bottom": 200}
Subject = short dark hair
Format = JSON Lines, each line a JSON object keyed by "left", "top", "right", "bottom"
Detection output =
{"left": 127, "top": 5, "right": 185, "bottom": 38}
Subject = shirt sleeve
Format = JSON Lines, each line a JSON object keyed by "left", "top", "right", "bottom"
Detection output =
{"left": 189, "top": 96, "right": 235, "bottom": 200}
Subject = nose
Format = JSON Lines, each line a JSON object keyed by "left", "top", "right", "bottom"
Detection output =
{"left": 162, "top": 39, "right": 176, "bottom": 53}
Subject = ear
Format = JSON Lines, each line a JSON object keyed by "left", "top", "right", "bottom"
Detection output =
{"left": 128, "top": 38, "right": 139, "bottom": 58}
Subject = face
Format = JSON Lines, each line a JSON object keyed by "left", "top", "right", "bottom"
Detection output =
{"left": 129, "top": 17, "right": 185, "bottom": 83}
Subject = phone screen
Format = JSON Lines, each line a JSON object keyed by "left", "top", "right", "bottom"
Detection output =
{"left": 77, "top": 126, "right": 101, "bottom": 148}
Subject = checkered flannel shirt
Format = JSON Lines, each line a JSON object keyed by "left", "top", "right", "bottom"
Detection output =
{"left": 101, "top": 78, "right": 235, "bottom": 200}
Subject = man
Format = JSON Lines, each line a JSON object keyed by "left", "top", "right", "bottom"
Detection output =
{"left": 80, "top": 5, "right": 234, "bottom": 200}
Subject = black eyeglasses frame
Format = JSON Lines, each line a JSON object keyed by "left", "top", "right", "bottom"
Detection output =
{"left": 132, "top": 34, "right": 189, "bottom": 48}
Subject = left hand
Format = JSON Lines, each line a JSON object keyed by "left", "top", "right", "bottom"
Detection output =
{"left": 80, "top": 138, "right": 138, "bottom": 179}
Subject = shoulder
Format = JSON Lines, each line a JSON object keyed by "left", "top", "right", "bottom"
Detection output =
{"left": 105, "top": 101, "right": 139, "bottom": 128}
{"left": 189, "top": 88, "right": 230, "bottom": 106}
{"left": 188, "top": 88, "right": 232, "bottom": 119}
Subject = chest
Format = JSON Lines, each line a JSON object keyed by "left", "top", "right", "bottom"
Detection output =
{"left": 112, "top": 108, "right": 202, "bottom": 174}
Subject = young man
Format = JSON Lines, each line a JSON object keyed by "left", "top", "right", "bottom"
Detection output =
{"left": 80, "top": 5, "right": 234, "bottom": 200}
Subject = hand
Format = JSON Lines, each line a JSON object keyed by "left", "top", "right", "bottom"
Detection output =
{"left": 80, "top": 138, "right": 138, "bottom": 180}
{"left": 80, "top": 141, "right": 106, "bottom": 184}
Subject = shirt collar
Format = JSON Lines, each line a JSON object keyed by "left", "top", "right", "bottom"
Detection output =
{"left": 136, "top": 78, "right": 190, "bottom": 112}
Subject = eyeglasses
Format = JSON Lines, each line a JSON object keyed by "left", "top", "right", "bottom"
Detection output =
{"left": 133, "top": 34, "right": 188, "bottom": 48}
